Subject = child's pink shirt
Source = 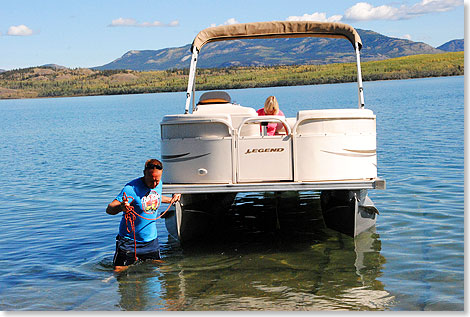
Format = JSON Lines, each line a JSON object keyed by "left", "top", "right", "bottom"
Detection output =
{"left": 256, "top": 108, "right": 285, "bottom": 136}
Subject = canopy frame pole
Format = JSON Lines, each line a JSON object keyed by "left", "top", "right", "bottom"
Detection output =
{"left": 355, "top": 42, "right": 365, "bottom": 109}
{"left": 184, "top": 47, "right": 199, "bottom": 114}
{"left": 192, "top": 69, "right": 197, "bottom": 113}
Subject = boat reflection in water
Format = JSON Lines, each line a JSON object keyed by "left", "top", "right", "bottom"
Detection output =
{"left": 114, "top": 192, "right": 394, "bottom": 311}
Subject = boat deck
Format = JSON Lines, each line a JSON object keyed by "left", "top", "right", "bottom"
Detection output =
{"left": 162, "top": 178, "right": 386, "bottom": 194}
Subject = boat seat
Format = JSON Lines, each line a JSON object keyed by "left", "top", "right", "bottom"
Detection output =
{"left": 278, "top": 117, "right": 296, "bottom": 134}
{"left": 197, "top": 91, "right": 231, "bottom": 105}
{"left": 286, "top": 117, "right": 296, "bottom": 129}
{"left": 161, "top": 113, "right": 233, "bottom": 138}
{"left": 195, "top": 103, "right": 256, "bottom": 115}
{"left": 295, "top": 109, "right": 375, "bottom": 134}
{"left": 195, "top": 99, "right": 258, "bottom": 136}
{"left": 297, "top": 109, "right": 375, "bottom": 120}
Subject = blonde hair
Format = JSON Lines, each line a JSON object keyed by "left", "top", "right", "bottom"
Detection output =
{"left": 264, "top": 96, "right": 279, "bottom": 115}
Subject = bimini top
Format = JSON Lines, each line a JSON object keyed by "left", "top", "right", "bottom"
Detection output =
{"left": 192, "top": 21, "right": 362, "bottom": 52}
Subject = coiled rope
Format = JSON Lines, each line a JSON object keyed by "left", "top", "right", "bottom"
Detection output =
{"left": 122, "top": 192, "right": 173, "bottom": 261}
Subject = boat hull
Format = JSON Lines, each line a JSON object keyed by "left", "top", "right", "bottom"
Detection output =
{"left": 165, "top": 192, "right": 237, "bottom": 244}
{"left": 165, "top": 189, "right": 378, "bottom": 244}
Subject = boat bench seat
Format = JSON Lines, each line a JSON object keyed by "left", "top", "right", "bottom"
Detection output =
{"left": 195, "top": 103, "right": 257, "bottom": 116}
{"left": 295, "top": 109, "right": 376, "bottom": 134}
{"left": 285, "top": 117, "right": 296, "bottom": 131}
{"left": 195, "top": 102, "right": 258, "bottom": 136}
{"left": 161, "top": 113, "right": 233, "bottom": 139}
{"left": 296, "top": 109, "right": 375, "bottom": 120}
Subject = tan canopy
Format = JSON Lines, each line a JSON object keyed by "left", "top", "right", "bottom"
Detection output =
{"left": 192, "top": 21, "right": 362, "bottom": 52}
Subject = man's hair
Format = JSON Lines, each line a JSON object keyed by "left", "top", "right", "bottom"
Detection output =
{"left": 144, "top": 158, "right": 163, "bottom": 170}
{"left": 264, "top": 96, "right": 279, "bottom": 115}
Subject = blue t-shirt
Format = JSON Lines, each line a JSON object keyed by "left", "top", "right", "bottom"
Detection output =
{"left": 115, "top": 177, "right": 163, "bottom": 242}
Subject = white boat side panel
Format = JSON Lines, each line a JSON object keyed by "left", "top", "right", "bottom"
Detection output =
{"left": 296, "top": 118, "right": 376, "bottom": 135}
{"left": 238, "top": 136, "right": 292, "bottom": 182}
{"left": 296, "top": 135, "right": 377, "bottom": 181}
{"left": 293, "top": 109, "right": 377, "bottom": 181}
{"left": 162, "top": 138, "right": 233, "bottom": 184}
{"left": 160, "top": 108, "right": 378, "bottom": 184}
{"left": 162, "top": 122, "right": 231, "bottom": 139}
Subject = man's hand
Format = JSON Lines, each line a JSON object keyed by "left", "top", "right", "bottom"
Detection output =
{"left": 162, "top": 193, "right": 181, "bottom": 205}
{"left": 121, "top": 192, "right": 135, "bottom": 214}
{"left": 170, "top": 194, "right": 181, "bottom": 205}
{"left": 106, "top": 193, "right": 134, "bottom": 215}
{"left": 121, "top": 198, "right": 131, "bottom": 214}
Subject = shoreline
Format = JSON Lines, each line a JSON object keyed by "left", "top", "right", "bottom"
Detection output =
{"left": 0, "top": 52, "right": 464, "bottom": 100}
{"left": 0, "top": 74, "right": 463, "bottom": 101}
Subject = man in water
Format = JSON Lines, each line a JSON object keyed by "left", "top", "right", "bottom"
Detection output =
{"left": 106, "top": 159, "right": 181, "bottom": 272}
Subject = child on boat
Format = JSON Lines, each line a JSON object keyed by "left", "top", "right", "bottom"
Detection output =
{"left": 257, "top": 96, "right": 285, "bottom": 136}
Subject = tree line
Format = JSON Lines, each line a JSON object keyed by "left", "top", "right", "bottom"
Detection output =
{"left": 0, "top": 52, "right": 463, "bottom": 99}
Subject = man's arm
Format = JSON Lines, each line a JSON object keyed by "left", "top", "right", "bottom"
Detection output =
{"left": 106, "top": 199, "right": 125, "bottom": 215}
{"left": 162, "top": 194, "right": 181, "bottom": 205}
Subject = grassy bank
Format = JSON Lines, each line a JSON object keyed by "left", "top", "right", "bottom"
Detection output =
{"left": 0, "top": 52, "right": 463, "bottom": 99}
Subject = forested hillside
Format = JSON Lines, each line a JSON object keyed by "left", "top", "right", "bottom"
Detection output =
{"left": 0, "top": 52, "right": 463, "bottom": 99}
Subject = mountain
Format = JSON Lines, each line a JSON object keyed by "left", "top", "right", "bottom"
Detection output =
{"left": 94, "top": 29, "right": 446, "bottom": 71}
{"left": 437, "top": 39, "right": 464, "bottom": 52}
{"left": 41, "top": 64, "right": 68, "bottom": 70}
{"left": 95, "top": 47, "right": 191, "bottom": 72}
{"left": 0, "top": 69, "right": 6, "bottom": 73}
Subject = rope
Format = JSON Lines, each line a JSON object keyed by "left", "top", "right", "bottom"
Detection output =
{"left": 122, "top": 192, "right": 174, "bottom": 261}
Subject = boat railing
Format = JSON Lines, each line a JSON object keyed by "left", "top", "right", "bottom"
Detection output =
{"left": 237, "top": 116, "right": 291, "bottom": 137}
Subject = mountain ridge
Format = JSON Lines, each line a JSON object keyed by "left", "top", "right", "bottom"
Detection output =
{"left": 93, "top": 29, "right": 462, "bottom": 71}
{"left": 437, "top": 39, "right": 464, "bottom": 52}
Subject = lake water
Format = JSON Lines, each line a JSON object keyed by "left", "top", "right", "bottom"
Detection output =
{"left": 0, "top": 76, "right": 464, "bottom": 311}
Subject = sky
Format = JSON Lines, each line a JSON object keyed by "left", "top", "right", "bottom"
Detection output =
{"left": 0, "top": 0, "right": 465, "bottom": 70}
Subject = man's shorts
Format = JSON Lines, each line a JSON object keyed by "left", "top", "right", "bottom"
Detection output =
{"left": 113, "top": 235, "right": 161, "bottom": 267}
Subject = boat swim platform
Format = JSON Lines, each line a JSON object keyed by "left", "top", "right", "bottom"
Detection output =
{"left": 162, "top": 178, "right": 386, "bottom": 195}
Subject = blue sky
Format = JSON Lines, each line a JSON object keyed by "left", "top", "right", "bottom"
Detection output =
{"left": 0, "top": 0, "right": 464, "bottom": 70}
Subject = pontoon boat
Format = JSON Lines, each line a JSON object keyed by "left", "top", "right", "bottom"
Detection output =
{"left": 160, "top": 21, "right": 386, "bottom": 243}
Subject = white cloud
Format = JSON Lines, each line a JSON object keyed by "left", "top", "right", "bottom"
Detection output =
{"left": 7, "top": 24, "right": 34, "bottom": 36}
{"left": 210, "top": 18, "right": 240, "bottom": 27}
{"left": 109, "top": 17, "right": 179, "bottom": 27}
{"left": 286, "top": 12, "right": 343, "bottom": 22}
{"left": 402, "top": 34, "right": 412, "bottom": 40}
{"left": 223, "top": 18, "right": 239, "bottom": 25}
{"left": 141, "top": 21, "right": 164, "bottom": 27}
{"left": 345, "top": 2, "right": 398, "bottom": 20}
{"left": 344, "top": 0, "right": 463, "bottom": 21}
{"left": 110, "top": 17, "right": 137, "bottom": 26}
{"left": 168, "top": 20, "right": 179, "bottom": 27}
{"left": 408, "top": 0, "right": 463, "bottom": 15}
{"left": 282, "top": 0, "right": 462, "bottom": 25}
